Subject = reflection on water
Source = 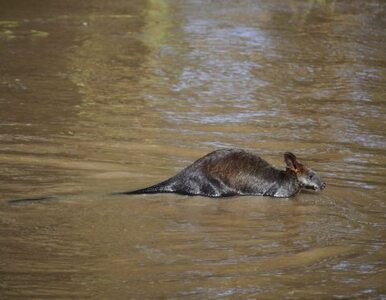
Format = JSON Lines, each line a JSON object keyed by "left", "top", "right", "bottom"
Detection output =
{"left": 1, "top": 0, "right": 386, "bottom": 298}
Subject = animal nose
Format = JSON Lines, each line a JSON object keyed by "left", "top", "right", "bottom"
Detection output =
{"left": 321, "top": 182, "right": 326, "bottom": 190}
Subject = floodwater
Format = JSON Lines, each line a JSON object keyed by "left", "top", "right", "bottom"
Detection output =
{"left": 1, "top": 0, "right": 385, "bottom": 298}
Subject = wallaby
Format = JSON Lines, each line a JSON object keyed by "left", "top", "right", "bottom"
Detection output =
{"left": 8, "top": 149, "right": 325, "bottom": 204}
{"left": 118, "top": 149, "right": 325, "bottom": 198}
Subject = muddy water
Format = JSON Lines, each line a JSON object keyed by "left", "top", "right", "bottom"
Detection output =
{"left": 1, "top": 0, "right": 386, "bottom": 298}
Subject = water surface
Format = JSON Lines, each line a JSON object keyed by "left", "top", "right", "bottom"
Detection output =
{"left": 1, "top": 0, "right": 385, "bottom": 298}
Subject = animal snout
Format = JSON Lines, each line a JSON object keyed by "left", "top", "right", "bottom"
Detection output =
{"left": 320, "top": 182, "right": 326, "bottom": 190}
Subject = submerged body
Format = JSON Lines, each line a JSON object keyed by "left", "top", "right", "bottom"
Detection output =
{"left": 123, "top": 149, "right": 325, "bottom": 198}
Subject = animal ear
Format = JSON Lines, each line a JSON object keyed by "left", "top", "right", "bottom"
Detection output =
{"left": 284, "top": 152, "right": 302, "bottom": 172}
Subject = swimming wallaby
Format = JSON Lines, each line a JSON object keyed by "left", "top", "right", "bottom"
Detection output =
{"left": 119, "top": 149, "right": 325, "bottom": 198}
{"left": 8, "top": 149, "right": 325, "bottom": 204}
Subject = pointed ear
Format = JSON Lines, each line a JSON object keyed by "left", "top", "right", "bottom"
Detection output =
{"left": 284, "top": 152, "right": 302, "bottom": 172}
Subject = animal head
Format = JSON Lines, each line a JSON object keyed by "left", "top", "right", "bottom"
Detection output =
{"left": 284, "top": 152, "right": 326, "bottom": 192}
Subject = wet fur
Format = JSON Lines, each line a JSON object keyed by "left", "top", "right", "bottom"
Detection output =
{"left": 120, "top": 149, "right": 325, "bottom": 198}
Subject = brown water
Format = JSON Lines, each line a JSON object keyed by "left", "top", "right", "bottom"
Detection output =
{"left": 1, "top": 0, "right": 386, "bottom": 298}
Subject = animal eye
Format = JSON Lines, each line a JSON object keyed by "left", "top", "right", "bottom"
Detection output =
{"left": 309, "top": 174, "right": 314, "bottom": 179}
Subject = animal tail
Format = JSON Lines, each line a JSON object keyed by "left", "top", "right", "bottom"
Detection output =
{"left": 8, "top": 196, "right": 59, "bottom": 205}
{"left": 8, "top": 179, "right": 177, "bottom": 203}
{"left": 113, "top": 179, "right": 175, "bottom": 195}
